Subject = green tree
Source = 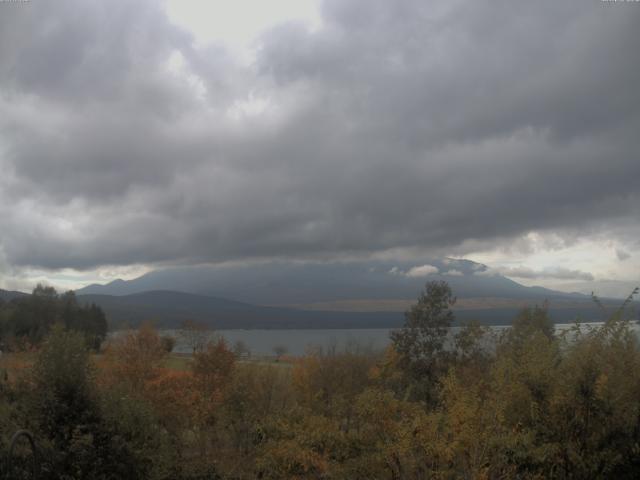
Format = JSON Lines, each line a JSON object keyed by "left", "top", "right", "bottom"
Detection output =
{"left": 390, "top": 280, "right": 456, "bottom": 404}
{"left": 272, "top": 345, "right": 288, "bottom": 361}
{"left": 26, "top": 326, "right": 143, "bottom": 478}
{"left": 2, "top": 286, "right": 107, "bottom": 351}
{"left": 160, "top": 335, "right": 177, "bottom": 353}
{"left": 232, "top": 339, "right": 250, "bottom": 358}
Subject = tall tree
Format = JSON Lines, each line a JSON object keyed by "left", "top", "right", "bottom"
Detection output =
{"left": 390, "top": 280, "right": 456, "bottom": 404}
{"left": 179, "top": 319, "right": 209, "bottom": 354}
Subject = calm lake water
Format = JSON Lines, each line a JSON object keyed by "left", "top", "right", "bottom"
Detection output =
{"left": 155, "top": 321, "right": 640, "bottom": 356}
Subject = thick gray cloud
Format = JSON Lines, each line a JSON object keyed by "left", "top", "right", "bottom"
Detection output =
{"left": 0, "top": 0, "right": 639, "bottom": 271}
{"left": 616, "top": 249, "right": 631, "bottom": 261}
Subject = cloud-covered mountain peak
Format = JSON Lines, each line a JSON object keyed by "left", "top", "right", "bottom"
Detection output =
{"left": 76, "top": 257, "right": 580, "bottom": 305}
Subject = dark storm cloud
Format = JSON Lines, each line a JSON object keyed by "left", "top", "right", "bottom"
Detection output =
{"left": 0, "top": 0, "right": 639, "bottom": 270}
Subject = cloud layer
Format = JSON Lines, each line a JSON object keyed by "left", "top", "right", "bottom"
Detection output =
{"left": 496, "top": 266, "right": 595, "bottom": 282}
{"left": 406, "top": 265, "right": 439, "bottom": 278}
{"left": 0, "top": 0, "right": 639, "bottom": 275}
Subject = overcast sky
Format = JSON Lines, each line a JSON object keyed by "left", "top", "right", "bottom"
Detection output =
{"left": 0, "top": 0, "right": 638, "bottom": 297}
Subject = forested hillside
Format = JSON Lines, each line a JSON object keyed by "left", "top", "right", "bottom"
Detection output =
{"left": 0, "top": 285, "right": 107, "bottom": 350}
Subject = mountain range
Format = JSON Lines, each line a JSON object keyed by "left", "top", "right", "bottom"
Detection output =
{"left": 0, "top": 289, "right": 28, "bottom": 302}
{"left": 68, "top": 259, "right": 625, "bottom": 329}
{"left": 77, "top": 259, "right": 582, "bottom": 303}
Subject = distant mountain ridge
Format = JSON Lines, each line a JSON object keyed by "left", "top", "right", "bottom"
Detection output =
{"left": 77, "top": 258, "right": 587, "bottom": 305}
{"left": 0, "top": 289, "right": 28, "bottom": 302}
{"left": 70, "top": 259, "right": 622, "bottom": 329}
{"left": 3, "top": 261, "right": 621, "bottom": 330}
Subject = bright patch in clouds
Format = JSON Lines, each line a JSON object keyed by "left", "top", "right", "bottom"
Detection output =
{"left": 444, "top": 269, "right": 464, "bottom": 276}
{"left": 388, "top": 265, "right": 439, "bottom": 277}
{"left": 227, "top": 93, "right": 271, "bottom": 121}
{"left": 165, "top": 50, "right": 207, "bottom": 100}
{"left": 0, "top": 265, "right": 152, "bottom": 293}
{"left": 464, "top": 231, "right": 640, "bottom": 297}
{"left": 405, "top": 265, "right": 439, "bottom": 278}
{"left": 165, "top": 0, "right": 322, "bottom": 57}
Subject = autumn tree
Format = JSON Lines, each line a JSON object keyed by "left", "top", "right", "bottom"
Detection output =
{"left": 102, "top": 323, "right": 167, "bottom": 390}
{"left": 191, "top": 338, "right": 236, "bottom": 426}
{"left": 292, "top": 346, "right": 376, "bottom": 422}
{"left": 219, "top": 364, "right": 294, "bottom": 474}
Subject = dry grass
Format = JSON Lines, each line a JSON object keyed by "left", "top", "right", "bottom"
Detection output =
{"left": 0, "top": 351, "right": 36, "bottom": 382}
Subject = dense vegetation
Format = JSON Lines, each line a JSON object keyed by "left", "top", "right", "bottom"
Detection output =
{"left": 0, "top": 285, "right": 108, "bottom": 350}
{"left": 0, "top": 281, "right": 638, "bottom": 479}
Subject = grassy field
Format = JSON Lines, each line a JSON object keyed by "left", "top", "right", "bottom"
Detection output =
{"left": 163, "top": 353, "right": 192, "bottom": 371}
{"left": 163, "top": 353, "right": 294, "bottom": 369}
{"left": 0, "top": 351, "right": 293, "bottom": 380}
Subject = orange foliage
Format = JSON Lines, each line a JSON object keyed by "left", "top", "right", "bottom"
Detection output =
{"left": 0, "top": 353, "right": 35, "bottom": 385}
{"left": 99, "top": 323, "right": 167, "bottom": 389}
{"left": 97, "top": 326, "right": 237, "bottom": 433}
{"left": 191, "top": 338, "right": 235, "bottom": 397}
{"left": 190, "top": 338, "right": 236, "bottom": 426}
{"left": 143, "top": 368, "right": 201, "bottom": 430}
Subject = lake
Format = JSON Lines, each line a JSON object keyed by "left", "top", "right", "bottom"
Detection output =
{"left": 158, "top": 321, "right": 640, "bottom": 356}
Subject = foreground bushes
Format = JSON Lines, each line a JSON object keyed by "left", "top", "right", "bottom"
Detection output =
{"left": 0, "top": 283, "right": 639, "bottom": 479}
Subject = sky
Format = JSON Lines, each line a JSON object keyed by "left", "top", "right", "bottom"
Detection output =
{"left": 0, "top": 0, "right": 638, "bottom": 297}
